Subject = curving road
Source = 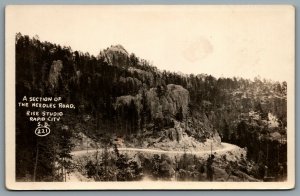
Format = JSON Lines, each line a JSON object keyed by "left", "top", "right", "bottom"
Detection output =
{"left": 71, "top": 143, "right": 239, "bottom": 157}
{"left": 67, "top": 143, "right": 241, "bottom": 182}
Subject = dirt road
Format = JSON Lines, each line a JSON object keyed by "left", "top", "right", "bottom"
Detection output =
{"left": 71, "top": 143, "right": 239, "bottom": 157}
{"left": 67, "top": 143, "right": 241, "bottom": 182}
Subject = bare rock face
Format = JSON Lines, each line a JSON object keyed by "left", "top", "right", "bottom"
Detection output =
{"left": 146, "top": 84, "right": 189, "bottom": 120}
{"left": 99, "top": 45, "right": 129, "bottom": 67}
{"left": 114, "top": 94, "right": 142, "bottom": 113}
{"left": 48, "top": 60, "right": 63, "bottom": 89}
{"left": 114, "top": 84, "right": 189, "bottom": 123}
{"left": 176, "top": 126, "right": 183, "bottom": 142}
{"left": 166, "top": 128, "right": 177, "bottom": 141}
{"left": 163, "top": 121, "right": 186, "bottom": 142}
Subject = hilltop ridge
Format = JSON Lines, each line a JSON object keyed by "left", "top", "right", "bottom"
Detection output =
{"left": 15, "top": 33, "right": 287, "bottom": 181}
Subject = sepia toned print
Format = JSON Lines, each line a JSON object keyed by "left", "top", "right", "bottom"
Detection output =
{"left": 5, "top": 5, "right": 295, "bottom": 190}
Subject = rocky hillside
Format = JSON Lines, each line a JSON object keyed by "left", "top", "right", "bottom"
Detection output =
{"left": 15, "top": 33, "right": 287, "bottom": 181}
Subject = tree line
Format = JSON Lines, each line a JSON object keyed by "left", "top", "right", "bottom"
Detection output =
{"left": 15, "top": 33, "right": 287, "bottom": 181}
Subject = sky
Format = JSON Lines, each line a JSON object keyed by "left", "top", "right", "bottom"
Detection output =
{"left": 7, "top": 5, "right": 294, "bottom": 82}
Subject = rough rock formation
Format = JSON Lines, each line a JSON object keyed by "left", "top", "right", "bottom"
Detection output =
{"left": 146, "top": 84, "right": 189, "bottom": 120}
{"left": 114, "top": 94, "right": 142, "bottom": 114}
{"left": 99, "top": 45, "right": 129, "bottom": 67}
{"left": 48, "top": 60, "right": 63, "bottom": 89}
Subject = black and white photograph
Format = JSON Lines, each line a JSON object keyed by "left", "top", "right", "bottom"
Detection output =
{"left": 5, "top": 5, "right": 295, "bottom": 190}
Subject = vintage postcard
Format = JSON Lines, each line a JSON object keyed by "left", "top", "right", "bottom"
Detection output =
{"left": 5, "top": 5, "right": 295, "bottom": 190}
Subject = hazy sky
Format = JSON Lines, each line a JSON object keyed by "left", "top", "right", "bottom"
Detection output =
{"left": 8, "top": 5, "right": 294, "bottom": 82}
